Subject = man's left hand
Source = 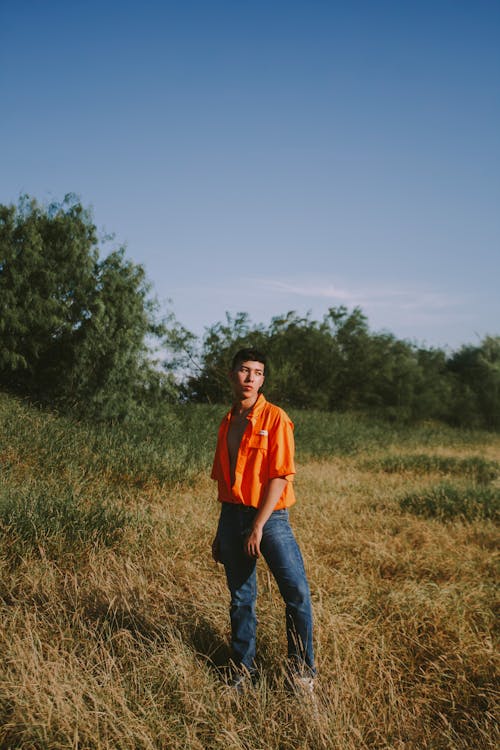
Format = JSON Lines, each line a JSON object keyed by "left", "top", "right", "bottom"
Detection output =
{"left": 245, "top": 526, "right": 263, "bottom": 558}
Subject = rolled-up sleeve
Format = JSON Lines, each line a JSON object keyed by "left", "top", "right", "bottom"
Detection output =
{"left": 268, "top": 413, "right": 296, "bottom": 479}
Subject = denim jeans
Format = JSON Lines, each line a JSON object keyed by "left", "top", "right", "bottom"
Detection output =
{"left": 217, "top": 502, "right": 315, "bottom": 676}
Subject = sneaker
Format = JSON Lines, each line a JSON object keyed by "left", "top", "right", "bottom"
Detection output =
{"left": 225, "top": 666, "right": 255, "bottom": 693}
{"left": 228, "top": 672, "right": 249, "bottom": 692}
{"left": 286, "top": 672, "right": 316, "bottom": 698}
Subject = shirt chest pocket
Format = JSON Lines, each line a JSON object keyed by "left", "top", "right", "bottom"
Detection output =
{"left": 248, "top": 433, "right": 268, "bottom": 451}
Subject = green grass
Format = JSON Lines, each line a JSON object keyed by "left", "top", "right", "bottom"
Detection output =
{"left": 290, "top": 408, "right": 495, "bottom": 459}
{"left": 0, "top": 395, "right": 500, "bottom": 750}
{"left": 0, "top": 391, "right": 499, "bottom": 749}
{"left": 366, "top": 453, "right": 499, "bottom": 483}
{"left": 399, "top": 482, "right": 500, "bottom": 522}
{"left": 1, "top": 394, "right": 494, "bottom": 490}
{"left": 0, "top": 394, "right": 222, "bottom": 488}
{"left": 0, "top": 484, "right": 131, "bottom": 557}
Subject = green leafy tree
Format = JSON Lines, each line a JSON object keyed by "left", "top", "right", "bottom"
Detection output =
{"left": 322, "top": 306, "right": 374, "bottom": 409}
{"left": 447, "top": 336, "right": 500, "bottom": 428}
{"left": 171, "top": 305, "right": 466, "bottom": 426}
{"left": 181, "top": 312, "right": 266, "bottom": 403}
{"left": 412, "top": 347, "right": 453, "bottom": 421}
{"left": 262, "top": 310, "right": 339, "bottom": 409}
{"left": 0, "top": 195, "right": 171, "bottom": 417}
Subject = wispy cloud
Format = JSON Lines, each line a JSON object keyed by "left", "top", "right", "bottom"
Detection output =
{"left": 256, "top": 277, "right": 463, "bottom": 315}
{"left": 166, "top": 274, "right": 477, "bottom": 347}
{"left": 245, "top": 277, "right": 478, "bottom": 345}
{"left": 258, "top": 280, "right": 359, "bottom": 303}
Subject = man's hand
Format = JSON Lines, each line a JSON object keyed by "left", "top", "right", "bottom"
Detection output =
{"left": 245, "top": 525, "right": 263, "bottom": 558}
{"left": 211, "top": 535, "right": 221, "bottom": 563}
{"left": 243, "top": 477, "right": 288, "bottom": 558}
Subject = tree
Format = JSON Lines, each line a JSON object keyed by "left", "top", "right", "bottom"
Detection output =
{"left": 447, "top": 336, "right": 500, "bottom": 428}
{"left": 261, "top": 310, "right": 338, "bottom": 409}
{"left": 0, "top": 195, "right": 171, "bottom": 417}
{"left": 170, "top": 305, "right": 477, "bottom": 427}
{"left": 181, "top": 312, "right": 265, "bottom": 403}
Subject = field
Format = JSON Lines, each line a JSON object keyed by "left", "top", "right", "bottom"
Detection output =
{"left": 0, "top": 393, "right": 498, "bottom": 749}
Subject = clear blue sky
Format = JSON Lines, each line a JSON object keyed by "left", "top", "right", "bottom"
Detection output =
{"left": 1, "top": 0, "right": 499, "bottom": 350}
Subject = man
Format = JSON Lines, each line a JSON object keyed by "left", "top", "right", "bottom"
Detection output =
{"left": 211, "top": 348, "right": 316, "bottom": 692}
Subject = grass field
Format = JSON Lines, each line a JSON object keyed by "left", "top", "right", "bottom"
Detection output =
{"left": 0, "top": 392, "right": 498, "bottom": 749}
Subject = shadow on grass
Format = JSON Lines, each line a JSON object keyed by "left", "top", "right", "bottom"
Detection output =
{"left": 82, "top": 591, "right": 231, "bottom": 675}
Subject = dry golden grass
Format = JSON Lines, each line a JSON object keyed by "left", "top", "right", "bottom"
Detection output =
{"left": 1, "top": 409, "right": 499, "bottom": 749}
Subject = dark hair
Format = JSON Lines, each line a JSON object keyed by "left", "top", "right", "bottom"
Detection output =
{"left": 231, "top": 348, "right": 267, "bottom": 373}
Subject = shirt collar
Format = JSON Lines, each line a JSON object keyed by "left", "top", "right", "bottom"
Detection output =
{"left": 248, "top": 393, "right": 266, "bottom": 419}
{"left": 226, "top": 393, "right": 267, "bottom": 421}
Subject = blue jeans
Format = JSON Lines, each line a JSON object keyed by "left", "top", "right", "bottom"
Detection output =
{"left": 217, "top": 502, "right": 315, "bottom": 676}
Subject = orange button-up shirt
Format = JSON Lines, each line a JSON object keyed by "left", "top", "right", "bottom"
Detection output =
{"left": 211, "top": 394, "right": 296, "bottom": 509}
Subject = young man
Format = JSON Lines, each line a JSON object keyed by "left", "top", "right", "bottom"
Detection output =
{"left": 211, "top": 348, "right": 316, "bottom": 691}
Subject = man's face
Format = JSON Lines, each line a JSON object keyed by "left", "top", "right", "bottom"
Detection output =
{"left": 230, "top": 360, "right": 265, "bottom": 401}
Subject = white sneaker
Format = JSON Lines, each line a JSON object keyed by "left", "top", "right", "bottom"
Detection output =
{"left": 287, "top": 673, "right": 316, "bottom": 697}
